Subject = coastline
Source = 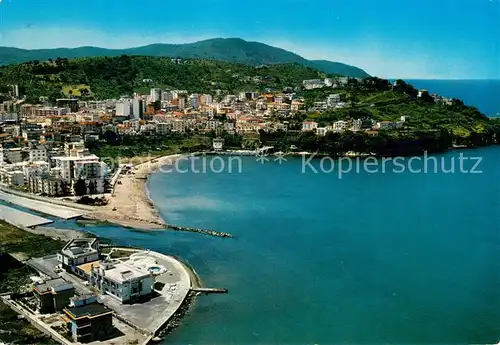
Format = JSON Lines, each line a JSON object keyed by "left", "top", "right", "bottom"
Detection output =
{"left": 89, "top": 153, "right": 185, "bottom": 229}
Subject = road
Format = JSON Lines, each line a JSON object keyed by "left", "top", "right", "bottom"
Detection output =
{"left": 0, "top": 190, "right": 83, "bottom": 219}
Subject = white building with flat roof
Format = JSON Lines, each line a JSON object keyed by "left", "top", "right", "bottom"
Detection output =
{"left": 29, "top": 145, "right": 48, "bottom": 162}
{"left": 150, "top": 88, "right": 161, "bottom": 102}
{"left": 302, "top": 121, "right": 318, "bottom": 131}
{"left": 333, "top": 120, "right": 349, "bottom": 131}
{"left": 115, "top": 100, "right": 131, "bottom": 117}
{"left": 90, "top": 261, "right": 154, "bottom": 303}
{"left": 52, "top": 154, "right": 101, "bottom": 181}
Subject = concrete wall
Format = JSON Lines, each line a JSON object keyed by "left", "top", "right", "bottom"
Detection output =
{"left": 0, "top": 296, "right": 73, "bottom": 345}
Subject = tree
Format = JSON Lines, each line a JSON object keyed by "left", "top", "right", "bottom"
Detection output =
{"left": 103, "top": 178, "right": 112, "bottom": 193}
{"left": 79, "top": 88, "right": 90, "bottom": 96}
{"left": 73, "top": 179, "right": 87, "bottom": 196}
{"left": 87, "top": 180, "right": 98, "bottom": 195}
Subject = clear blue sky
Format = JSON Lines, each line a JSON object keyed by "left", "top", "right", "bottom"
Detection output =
{"left": 0, "top": 0, "right": 498, "bottom": 79}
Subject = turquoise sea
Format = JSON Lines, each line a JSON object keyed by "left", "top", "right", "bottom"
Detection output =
{"left": 144, "top": 149, "right": 500, "bottom": 344}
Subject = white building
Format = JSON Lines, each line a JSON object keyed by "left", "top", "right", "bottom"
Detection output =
{"left": 155, "top": 122, "right": 171, "bottom": 135}
{"left": 132, "top": 99, "right": 143, "bottom": 120}
{"left": 161, "top": 91, "right": 173, "bottom": 102}
{"left": 0, "top": 166, "right": 25, "bottom": 186}
{"left": 57, "top": 238, "right": 99, "bottom": 270}
{"left": 327, "top": 94, "right": 341, "bottom": 108}
{"left": 90, "top": 261, "right": 154, "bottom": 303}
{"left": 172, "top": 90, "right": 187, "bottom": 100}
{"left": 28, "top": 175, "right": 65, "bottom": 196}
{"left": 115, "top": 100, "right": 131, "bottom": 117}
{"left": 150, "top": 88, "right": 161, "bottom": 102}
{"left": 302, "top": 121, "right": 318, "bottom": 131}
{"left": 29, "top": 145, "right": 48, "bottom": 162}
{"left": 64, "top": 141, "right": 87, "bottom": 157}
{"left": 213, "top": 138, "right": 224, "bottom": 151}
{"left": 171, "top": 119, "right": 186, "bottom": 132}
{"left": 317, "top": 127, "right": 328, "bottom": 136}
{"left": 206, "top": 120, "right": 220, "bottom": 130}
{"left": 189, "top": 94, "right": 199, "bottom": 109}
{"left": 51, "top": 154, "right": 107, "bottom": 194}
{"left": 333, "top": 120, "right": 349, "bottom": 131}
{"left": 303, "top": 79, "right": 326, "bottom": 90}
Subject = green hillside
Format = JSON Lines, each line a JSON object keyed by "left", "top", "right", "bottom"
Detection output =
{"left": 0, "top": 38, "right": 370, "bottom": 78}
{"left": 0, "top": 55, "right": 326, "bottom": 102}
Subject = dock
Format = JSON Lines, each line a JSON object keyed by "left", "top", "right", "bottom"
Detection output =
{"left": 191, "top": 287, "right": 228, "bottom": 294}
{"left": 0, "top": 204, "right": 53, "bottom": 227}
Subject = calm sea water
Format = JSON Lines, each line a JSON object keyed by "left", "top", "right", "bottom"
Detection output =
{"left": 143, "top": 148, "right": 499, "bottom": 344}
{"left": 405, "top": 79, "right": 500, "bottom": 117}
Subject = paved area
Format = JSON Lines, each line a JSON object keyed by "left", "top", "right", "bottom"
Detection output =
{"left": 99, "top": 250, "right": 191, "bottom": 334}
{"left": 27, "top": 249, "right": 192, "bottom": 337}
{"left": 26, "top": 255, "right": 60, "bottom": 279}
{"left": 0, "top": 204, "right": 53, "bottom": 227}
{"left": 0, "top": 190, "right": 83, "bottom": 219}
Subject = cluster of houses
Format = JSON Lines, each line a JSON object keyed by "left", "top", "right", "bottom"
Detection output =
{"left": 302, "top": 116, "right": 409, "bottom": 135}
{"left": 31, "top": 238, "right": 158, "bottom": 342}
{"left": 302, "top": 77, "right": 350, "bottom": 90}
{"left": 0, "top": 138, "right": 108, "bottom": 196}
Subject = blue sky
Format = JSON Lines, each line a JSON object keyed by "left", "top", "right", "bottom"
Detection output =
{"left": 0, "top": 0, "right": 498, "bottom": 79}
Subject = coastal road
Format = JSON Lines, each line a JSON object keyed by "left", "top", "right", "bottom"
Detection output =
{"left": 0, "top": 191, "right": 83, "bottom": 219}
{"left": 0, "top": 204, "right": 53, "bottom": 227}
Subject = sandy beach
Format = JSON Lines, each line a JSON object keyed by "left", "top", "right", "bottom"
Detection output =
{"left": 89, "top": 154, "right": 184, "bottom": 229}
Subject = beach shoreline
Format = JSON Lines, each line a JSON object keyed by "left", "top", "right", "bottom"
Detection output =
{"left": 89, "top": 153, "right": 185, "bottom": 229}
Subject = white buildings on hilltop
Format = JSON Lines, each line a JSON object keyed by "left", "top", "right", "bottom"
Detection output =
{"left": 326, "top": 94, "right": 341, "bottom": 107}
{"left": 333, "top": 120, "right": 349, "bottom": 131}
{"left": 303, "top": 79, "right": 326, "bottom": 90}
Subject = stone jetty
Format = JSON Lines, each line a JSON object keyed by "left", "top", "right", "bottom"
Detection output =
{"left": 166, "top": 224, "right": 233, "bottom": 238}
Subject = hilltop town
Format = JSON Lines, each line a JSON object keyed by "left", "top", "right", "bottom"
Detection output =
{"left": 0, "top": 57, "right": 499, "bottom": 198}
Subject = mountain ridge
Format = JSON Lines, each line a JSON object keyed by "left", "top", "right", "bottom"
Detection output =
{"left": 0, "top": 38, "right": 370, "bottom": 78}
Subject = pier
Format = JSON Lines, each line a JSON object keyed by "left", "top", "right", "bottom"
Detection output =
{"left": 0, "top": 190, "right": 84, "bottom": 219}
{"left": 191, "top": 287, "right": 228, "bottom": 294}
{"left": 0, "top": 204, "right": 53, "bottom": 227}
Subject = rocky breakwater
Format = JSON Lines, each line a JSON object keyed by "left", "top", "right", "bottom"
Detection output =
{"left": 166, "top": 224, "right": 234, "bottom": 238}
